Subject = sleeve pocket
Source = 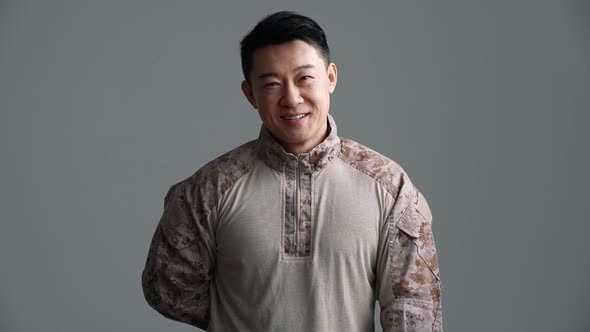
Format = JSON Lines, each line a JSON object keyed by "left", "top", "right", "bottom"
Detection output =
{"left": 395, "top": 191, "right": 441, "bottom": 281}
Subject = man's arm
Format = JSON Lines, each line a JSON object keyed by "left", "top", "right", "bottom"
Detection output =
{"left": 377, "top": 185, "right": 443, "bottom": 332}
{"left": 141, "top": 181, "right": 214, "bottom": 330}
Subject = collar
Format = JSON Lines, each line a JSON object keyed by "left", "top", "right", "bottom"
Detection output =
{"left": 257, "top": 113, "right": 341, "bottom": 174}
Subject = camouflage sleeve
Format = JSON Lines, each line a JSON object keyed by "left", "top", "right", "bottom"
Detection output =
{"left": 141, "top": 181, "right": 215, "bottom": 330}
{"left": 379, "top": 188, "right": 443, "bottom": 332}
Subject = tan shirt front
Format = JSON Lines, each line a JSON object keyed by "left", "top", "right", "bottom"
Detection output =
{"left": 142, "top": 114, "right": 443, "bottom": 331}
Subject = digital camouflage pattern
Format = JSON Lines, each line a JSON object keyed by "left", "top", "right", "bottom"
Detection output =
{"left": 141, "top": 141, "right": 257, "bottom": 329}
{"left": 142, "top": 114, "right": 442, "bottom": 331}
{"left": 339, "top": 136, "right": 443, "bottom": 331}
{"left": 257, "top": 115, "right": 340, "bottom": 258}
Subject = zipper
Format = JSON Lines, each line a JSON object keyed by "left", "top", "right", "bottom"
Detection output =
{"left": 295, "top": 157, "right": 301, "bottom": 255}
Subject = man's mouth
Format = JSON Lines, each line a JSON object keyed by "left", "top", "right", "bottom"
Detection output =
{"left": 281, "top": 114, "right": 308, "bottom": 120}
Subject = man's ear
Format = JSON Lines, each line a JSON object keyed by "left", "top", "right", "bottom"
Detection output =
{"left": 241, "top": 80, "right": 257, "bottom": 109}
{"left": 327, "top": 63, "right": 338, "bottom": 94}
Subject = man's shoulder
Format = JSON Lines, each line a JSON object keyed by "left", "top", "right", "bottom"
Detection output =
{"left": 197, "top": 139, "right": 259, "bottom": 178}
{"left": 338, "top": 137, "right": 414, "bottom": 200}
{"left": 166, "top": 139, "right": 259, "bottom": 204}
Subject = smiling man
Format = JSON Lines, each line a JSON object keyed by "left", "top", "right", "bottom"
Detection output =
{"left": 241, "top": 38, "right": 336, "bottom": 155}
{"left": 142, "top": 11, "right": 443, "bottom": 331}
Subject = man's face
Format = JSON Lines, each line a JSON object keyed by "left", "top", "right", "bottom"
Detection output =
{"left": 241, "top": 40, "right": 337, "bottom": 155}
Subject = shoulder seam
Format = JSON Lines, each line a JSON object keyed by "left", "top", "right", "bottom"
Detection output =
{"left": 336, "top": 157, "right": 396, "bottom": 201}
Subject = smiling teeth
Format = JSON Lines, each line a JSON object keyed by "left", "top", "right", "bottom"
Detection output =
{"left": 283, "top": 114, "right": 306, "bottom": 120}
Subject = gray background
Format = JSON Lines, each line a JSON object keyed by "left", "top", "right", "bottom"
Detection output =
{"left": 1, "top": 0, "right": 589, "bottom": 331}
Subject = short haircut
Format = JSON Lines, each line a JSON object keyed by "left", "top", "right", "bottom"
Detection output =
{"left": 240, "top": 11, "right": 331, "bottom": 83}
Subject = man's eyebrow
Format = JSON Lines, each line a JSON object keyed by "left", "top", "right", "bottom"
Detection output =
{"left": 257, "top": 72, "right": 279, "bottom": 80}
{"left": 257, "top": 64, "right": 316, "bottom": 80}
{"left": 293, "top": 64, "right": 315, "bottom": 72}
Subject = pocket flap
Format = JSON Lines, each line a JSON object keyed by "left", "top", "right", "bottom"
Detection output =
{"left": 395, "top": 204, "right": 421, "bottom": 238}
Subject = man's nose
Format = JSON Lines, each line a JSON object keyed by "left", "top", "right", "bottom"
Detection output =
{"left": 280, "top": 82, "right": 303, "bottom": 108}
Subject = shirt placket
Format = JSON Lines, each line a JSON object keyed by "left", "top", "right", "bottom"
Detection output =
{"left": 283, "top": 154, "right": 312, "bottom": 258}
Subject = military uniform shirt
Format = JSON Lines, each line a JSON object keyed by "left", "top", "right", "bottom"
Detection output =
{"left": 142, "top": 114, "right": 443, "bottom": 331}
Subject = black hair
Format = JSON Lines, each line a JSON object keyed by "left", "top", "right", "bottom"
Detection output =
{"left": 240, "top": 11, "right": 331, "bottom": 83}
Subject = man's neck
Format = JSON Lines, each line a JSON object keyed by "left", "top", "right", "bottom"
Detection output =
{"left": 279, "top": 123, "right": 330, "bottom": 156}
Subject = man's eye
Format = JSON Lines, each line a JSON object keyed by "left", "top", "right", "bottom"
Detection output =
{"left": 300, "top": 75, "right": 312, "bottom": 81}
{"left": 264, "top": 82, "right": 280, "bottom": 88}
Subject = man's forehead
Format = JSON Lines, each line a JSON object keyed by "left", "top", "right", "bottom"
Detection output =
{"left": 251, "top": 41, "right": 325, "bottom": 69}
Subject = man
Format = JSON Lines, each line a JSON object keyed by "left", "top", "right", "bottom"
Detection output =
{"left": 142, "top": 11, "right": 442, "bottom": 331}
